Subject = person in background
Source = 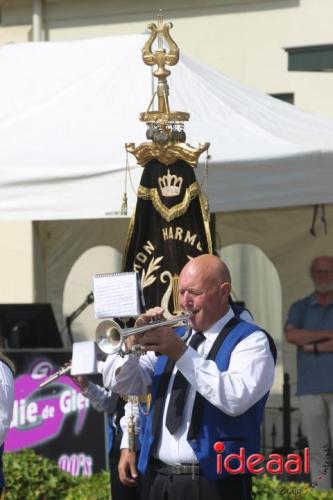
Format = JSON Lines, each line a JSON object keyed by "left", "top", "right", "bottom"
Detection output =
{"left": 103, "top": 254, "right": 276, "bottom": 500}
{"left": 285, "top": 255, "right": 333, "bottom": 490}
{"left": 72, "top": 375, "right": 140, "bottom": 500}
{"left": 0, "top": 350, "right": 15, "bottom": 497}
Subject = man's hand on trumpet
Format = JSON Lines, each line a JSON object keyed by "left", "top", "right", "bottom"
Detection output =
{"left": 135, "top": 306, "right": 165, "bottom": 327}
{"left": 130, "top": 307, "right": 187, "bottom": 361}
{"left": 140, "top": 326, "right": 187, "bottom": 360}
{"left": 124, "top": 306, "right": 163, "bottom": 352}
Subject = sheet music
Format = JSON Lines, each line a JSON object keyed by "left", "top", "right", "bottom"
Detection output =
{"left": 71, "top": 341, "right": 98, "bottom": 375}
{"left": 93, "top": 272, "right": 140, "bottom": 318}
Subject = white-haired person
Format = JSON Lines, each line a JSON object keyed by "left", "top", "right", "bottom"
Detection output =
{"left": 285, "top": 255, "right": 333, "bottom": 490}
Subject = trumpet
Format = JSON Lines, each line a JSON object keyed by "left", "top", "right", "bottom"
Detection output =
{"left": 95, "top": 310, "right": 192, "bottom": 357}
{"left": 39, "top": 311, "right": 192, "bottom": 388}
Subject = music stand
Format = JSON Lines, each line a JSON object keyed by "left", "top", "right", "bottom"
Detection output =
{"left": 0, "top": 303, "right": 63, "bottom": 348}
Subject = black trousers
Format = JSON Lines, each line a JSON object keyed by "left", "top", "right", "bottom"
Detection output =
{"left": 141, "top": 463, "right": 252, "bottom": 500}
{"left": 109, "top": 434, "right": 141, "bottom": 500}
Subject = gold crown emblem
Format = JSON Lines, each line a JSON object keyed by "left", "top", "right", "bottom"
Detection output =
{"left": 158, "top": 169, "right": 183, "bottom": 197}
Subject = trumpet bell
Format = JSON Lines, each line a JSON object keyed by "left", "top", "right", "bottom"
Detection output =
{"left": 95, "top": 320, "right": 122, "bottom": 355}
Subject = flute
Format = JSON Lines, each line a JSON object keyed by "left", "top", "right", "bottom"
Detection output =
{"left": 40, "top": 363, "right": 72, "bottom": 388}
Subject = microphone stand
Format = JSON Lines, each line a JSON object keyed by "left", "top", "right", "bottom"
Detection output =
{"left": 65, "top": 292, "right": 94, "bottom": 346}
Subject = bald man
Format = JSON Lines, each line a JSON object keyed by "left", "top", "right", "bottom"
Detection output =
{"left": 102, "top": 255, "right": 276, "bottom": 500}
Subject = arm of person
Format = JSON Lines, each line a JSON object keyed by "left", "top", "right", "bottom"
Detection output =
{"left": 302, "top": 338, "right": 333, "bottom": 353}
{"left": 81, "top": 380, "right": 118, "bottom": 413}
{"left": 175, "top": 331, "right": 275, "bottom": 416}
{"left": 0, "top": 364, "right": 14, "bottom": 446}
{"left": 101, "top": 350, "right": 156, "bottom": 395}
{"left": 284, "top": 300, "right": 333, "bottom": 346}
{"left": 284, "top": 325, "right": 333, "bottom": 347}
{"left": 118, "top": 402, "right": 140, "bottom": 486}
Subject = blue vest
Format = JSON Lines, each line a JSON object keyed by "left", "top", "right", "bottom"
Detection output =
{"left": 138, "top": 320, "right": 273, "bottom": 480}
{"left": 107, "top": 415, "right": 114, "bottom": 454}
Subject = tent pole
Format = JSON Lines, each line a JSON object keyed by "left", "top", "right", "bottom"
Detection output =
{"left": 32, "top": 0, "right": 43, "bottom": 42}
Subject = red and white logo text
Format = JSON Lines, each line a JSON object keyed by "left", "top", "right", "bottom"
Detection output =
{"left": 213, "top": 441, "right": 309, "bottom": 475}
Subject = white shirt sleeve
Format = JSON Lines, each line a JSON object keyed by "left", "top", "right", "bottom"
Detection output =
{"left": 83, "top": 382, "right": 115, "bottom": 413}
{"left": 102, "top": 351, "right": 157, "bottom": 395}
{"left": 119, "top": 401, "right": 140, "bottom": 449}
{"left": 176, "top": 331, "right": 275, "bottom": 416}
{"left": 0, "top": 362, "right": 15, "bottom": 446}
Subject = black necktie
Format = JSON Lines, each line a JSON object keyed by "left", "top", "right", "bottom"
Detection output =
{"left": 165, "top": 331, "right": 205, "bottom": 434}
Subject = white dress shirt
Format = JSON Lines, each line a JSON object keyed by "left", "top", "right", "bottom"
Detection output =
{"left": 0, "top": 361, "right": 14, "bottom": 447}
{"left": 102, "top": 308, "right": 275, "bottom": 464}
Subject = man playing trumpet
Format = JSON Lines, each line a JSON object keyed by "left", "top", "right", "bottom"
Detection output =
{"left": 102, "top": 254, "right": 276, "bottom": 500}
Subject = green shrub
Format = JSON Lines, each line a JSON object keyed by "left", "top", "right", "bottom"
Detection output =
{"left": 253, "top": 475, "right": 333, "bottom": 499}
{"left": 3, "top": 449, "right": 110, "bottom": 500}
{"left": 4, "top": 450, "right": 333, "bottom": 500}
{"left": 64, "top": 471, "right": 110, "bottom": 500}
{"left": 4, "top": 449, "right": 76, "bottom": 499}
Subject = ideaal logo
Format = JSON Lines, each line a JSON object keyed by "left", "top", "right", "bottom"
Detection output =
{"left": 213, "top": 442, "right": 310, "bottom": 475}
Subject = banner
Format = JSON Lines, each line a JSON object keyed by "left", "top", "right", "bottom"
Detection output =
{"left": 123, "top": 159, "right": 212, "bottom": 314}
{"left": 5, "top": 351, "right": 107, "bottom": 477}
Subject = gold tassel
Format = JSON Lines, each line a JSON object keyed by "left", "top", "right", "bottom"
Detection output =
{"left": 121, "top": 150, "right": 129, "bottom": 215}
{"left": 121, "top": 193, "right": 128, "bottom": 215}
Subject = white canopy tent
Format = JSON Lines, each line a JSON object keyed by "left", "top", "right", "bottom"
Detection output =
{"left": 1, "top": 35, "right": 333, "bottom": 401}
{"left": 1, "top": 34, "right": 333, "bottom": 219}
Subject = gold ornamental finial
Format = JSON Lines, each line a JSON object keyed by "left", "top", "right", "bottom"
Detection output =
{"left": 143, "top": 12, "right": 179, "bottom": 79}
{"left": 125, "top": 14, "right": 209, "bottom": 167}
{"left": 140, "top": 12, "right": 189, "bottom": 126}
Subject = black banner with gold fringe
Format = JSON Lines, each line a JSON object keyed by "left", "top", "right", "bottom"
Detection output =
{"left": 122, "top": 159, "right": 212, "bottom": 316}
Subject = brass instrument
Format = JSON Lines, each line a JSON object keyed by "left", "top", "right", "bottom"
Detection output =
{"left": 95, "top": 310, "right": 192, "bottom": 356}
{"left": 39, "top": 311, "right": 192, "bottom": 388}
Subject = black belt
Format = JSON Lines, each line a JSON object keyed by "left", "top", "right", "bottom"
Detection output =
{"left": 151, "top": 458, "right": 203, "bottom": 476}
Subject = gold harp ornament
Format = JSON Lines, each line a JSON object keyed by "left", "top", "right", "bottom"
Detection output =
{"left": 125, "top": 13, "right": 209, "bottom": 167}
